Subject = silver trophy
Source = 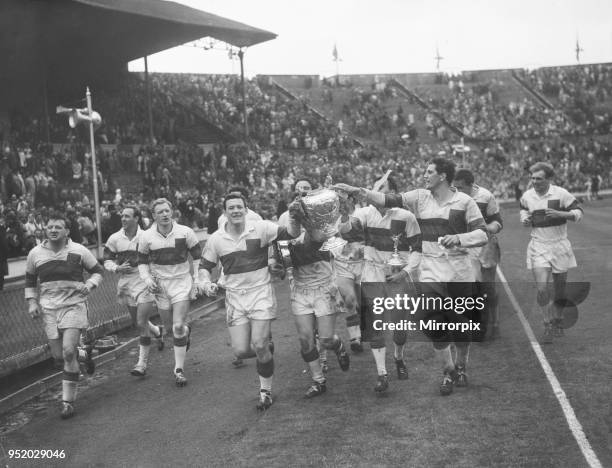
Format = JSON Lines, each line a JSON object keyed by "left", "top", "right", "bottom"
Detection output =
{"left": 386, "top": 219, "right": 407, "bottom": 269}
{"left": 299, "top": 188, "right": 347, "bottom": 252}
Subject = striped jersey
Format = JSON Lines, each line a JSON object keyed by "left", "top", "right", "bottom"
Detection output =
{"left": 137, "top": 222, "right": 202, "bottom": 280}
{"left": 103, "top": 227, "right": 144, "bottom": 279}
{"left": 201, "top": 220, "right": 289, "bottom": 292}
{"left": 519, "top": 185, "right": 583, "bottom": 242}
{"left": 336, "top": 206, "right": 366, "bottom": 262}
{"left": 469, "top": 184, "right": 503, "bottom": 259}
{"left": 389, "top": 188, "right": 487, "bottom": 258}
{"left": 278, "top": 215, "right": 333, "bottom": 288}
{"left": 25, "top": 239, "right": 103, "bottom": 309}
{"left": 350, "top": 205, "right": 422, "bottom": 273}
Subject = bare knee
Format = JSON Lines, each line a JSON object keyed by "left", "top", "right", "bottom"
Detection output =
{"left": 62, "top": 345, "right": 76, "bottom": 362}
{"left": 173, "top": 324, "right": 186, "bottom": 337}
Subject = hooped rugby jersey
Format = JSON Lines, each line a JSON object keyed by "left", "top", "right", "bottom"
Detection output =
{"left": 520, "top": 185, "right": 583, "bottom": 242}
{"left": 104, "top": 227, "right": 144, "bottom": 279}
{"left": 336, "top": 206, "right": 366, "bottom": 263}
{"left": 278, "top": 214, "right": 333, "bottom": 288}
{"left": 201, "top": 220, "right": 292, "bottom": 292}
{"left": 471, "top": 185, "right": 502, "bottom": 228}
{"left": 137, "top": 223, "right": 202, "bottom": 280}
{"left": 347, "top": 205, "right": 422, "bottom": 273}
{"left": 25, "top": 239, "right": 103, "bottom": 309}
{"left": 386, "top": 188, "right": 487, "bottom": 257}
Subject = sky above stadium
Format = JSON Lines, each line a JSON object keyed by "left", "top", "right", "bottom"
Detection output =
{"left": 129, "top": 0, "right": 612, "bottom": 77}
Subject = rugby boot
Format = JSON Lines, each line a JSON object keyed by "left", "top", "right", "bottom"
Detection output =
{"left": 540, "top": 323, "right": 554, "bottom": 344}
{"left": 395, "top": 358, "right": 408, "bottom": 380}
{"left": 374, "top": 374, "right": 389, "bottom": 393}
{"left": 305, "top": 380, "right": 327, "bottom": 398}
{"left": 439, "top": 370, "right": 457, "bottom": 396}
{"left": 131, "top": 363, "right": 146, "bottom": 377}
{"left": 335, "top": 341, "right": 350, "bottom": 371}
{"left": 455, "top": 365, "right": 468, "bottom": 388}
{"left": 232, "top": 357, "right": 244, "bottom": 368}
{"left": 256, "top": 390, "right": 273, "bottom": 411}
{"left": 174, "top": 368, "right": 188, "bottom": 387}
{"left": 350, "top": 338, "right": 364, "bottom": 353}
{"left": 60, "top": 401, "right": 75, "bottom": 420}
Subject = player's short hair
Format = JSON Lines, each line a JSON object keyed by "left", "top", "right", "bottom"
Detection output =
{"left": 223, "top": 193, "right": 248, "bottom": 210}
{"left": 454, "top": 169, "right": 475, "bottom": 185}
{"left": 122, "top": 205, "right": 141, "bottom": 220}
{"left": 228, "top": 185, "right": 250, "bottom": 199}
{"left": 291, "top": 178, "right": 313, "bottom": 193}
{"left": 430, "top": 157, "right": 456, "bottom": 184}
{"left": 529, "top": 162, "right": 555, "bottom": 179}
{"left": 47, "top": 214, "right": 68, "bottom": 228}
{"left": 150, "top": 198, "right": 172, "bottom": 213}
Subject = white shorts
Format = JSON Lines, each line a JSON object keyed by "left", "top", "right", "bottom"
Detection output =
{"left": 419, "top": 255, "right": 476, "bottom": 283}
{"left": 290, "top": 282, "right": 338, "bottom": 317}
{"left": 527, "top": 238, "right": 576, "bottom": 274}
{"left": 334, "top": 258, "right": 363, "bottom": 282}
{"left": 154, "top": 275, "right": 193, "bottom": 310}
{"left": 117, "top": 275, "right": 155, "bottom": 307}
{"left": 42, "top": 302, "right": 89, "bottom": 340}
{"left": 225, "top": 283, "right": 277, "bottom": 327}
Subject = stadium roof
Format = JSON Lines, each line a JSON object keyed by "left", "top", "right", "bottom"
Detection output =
{"left": 0, "top": 0, "right": 277, "bottom": 107}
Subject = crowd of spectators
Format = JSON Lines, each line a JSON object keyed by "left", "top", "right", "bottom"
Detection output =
{"left": 519, "top": 64, "right": 612, "bottom": 135}
{"left": 2, "top": 66, "right": 611, "bottom": 263}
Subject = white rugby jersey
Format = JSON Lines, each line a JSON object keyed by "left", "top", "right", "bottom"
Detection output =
{"left": 104, "top": 227, "right": 144, "bottom": 279}
{"left": 345, "top": 205, "right": 422, "bottom": 275}
{"left": 25, "top": 239, "right": 103, "bottom": 309}
{"left": 382, "top": 188, "right": 487, "bottom": 282}
{"left": 201, "top": 220, "right": 289, "bottom": 292}
{"left": 137, "top": 222, "right": 202, "bottom": 280}
{"left": 217, "top": 209, "right": 262, "bottom": 230}
{"left": 519, "top": 185, "right": 583, "bottom": 242}
{"left": 391, "top": 189, "right": 487, "bottom": 257}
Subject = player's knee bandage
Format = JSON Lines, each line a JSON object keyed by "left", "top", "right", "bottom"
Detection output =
{"left": 139, "top": 336, "right": 152, "bottom": 346}
{"left": 174, "top": 335, "right": 188, "bottom": 347}
{"left": 256, "top": 358, "right": 274, "bottom": 378}
{"left": 63, "top": 371, "right": 80, "bottom": 382}
{"left": 301, "top": 347, "right": 319, "bottom": 363}
{"left": 537, "top": 290, "right": 550, "bottom": 307}
{"left": 370, "top": 338, "right": 386, "bottom": 349}
{"left": 346, "top": 314, "right": 360, "bottom": 327}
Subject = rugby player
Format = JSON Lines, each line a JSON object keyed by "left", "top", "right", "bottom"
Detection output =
{"left": 217, "top": 186, "right": 263, "bottom": 368}
{"left": 339, "top": 176, "right": 421, "bottom": 393}
{"left": 138, "top": 198, "right": 202, "bottom": 387}
{"left": 279, "top": 210, "right": 350, "bottom": 398}
{"left": 334, "top": 193, "right": 366, "bottom": 353}
{"left": 199, "top": 193, "right": 302, "bottom": 410}
{"left": 25, "top": 215, "right": 103, "bottom": 419}
{"left": 519, "top": 162, "right": 583, "bottom": 344}
{"left": 454, "top": 169, "right": 503, "bottom": 341}
{"left": 104, "top": 206, "right": 166, "bottom": 377}
{"left": 334, "top": 158, "right": 488, "bottom": 396}
{"left": 276, "top": 178, "right": 330, "bottom": 370}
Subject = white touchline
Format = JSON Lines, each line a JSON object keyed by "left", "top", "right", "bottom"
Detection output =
{"left": 496, "top": 266, "right": 603, "bottom": 468}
